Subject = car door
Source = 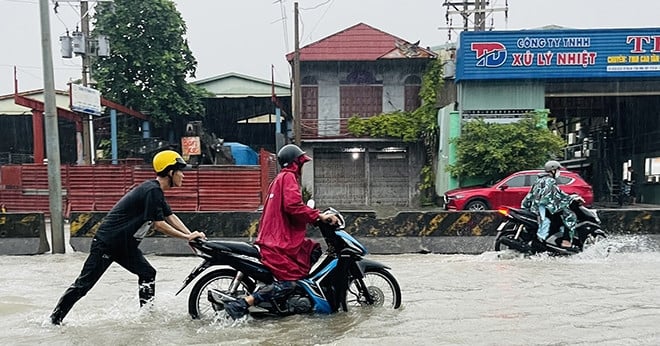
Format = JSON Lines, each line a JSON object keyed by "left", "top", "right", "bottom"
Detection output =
{"left": 491, "top": 173, "right": 530, "bottom": 209}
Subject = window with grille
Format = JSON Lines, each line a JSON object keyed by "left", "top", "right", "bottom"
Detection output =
{"left": 340, "top": 70, "right": 382, "bottom": 117}
{"left": 301, "top": 76, "right": 318, "bottom": 136}
{"left": 404, "top": 75, "right": 422, "bottom": 111}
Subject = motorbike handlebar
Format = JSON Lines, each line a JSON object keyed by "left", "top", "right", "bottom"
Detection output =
{"left": 189, "top": 237, "right": 206, "bottom": 246}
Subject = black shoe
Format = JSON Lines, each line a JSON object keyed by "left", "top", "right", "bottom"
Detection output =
{"left": 223, "top": 299, "right": 250, "bottom": 320}
{"left": 50, "top": 312, "right": 63, "bottom": 325}
{"left": 561, "top": 244, "right": 580, "bottom": 252}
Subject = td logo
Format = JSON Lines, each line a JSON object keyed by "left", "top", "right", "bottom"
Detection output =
{"left": 470, "top": 42, "right": 507, "bottom": 67}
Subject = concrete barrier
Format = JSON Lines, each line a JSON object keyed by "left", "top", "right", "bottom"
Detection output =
{"left": 0, "top": 212, "right": 50, "bottom": 255}
{"left": 67, "top": 208, "right": 659, "bottom": 255}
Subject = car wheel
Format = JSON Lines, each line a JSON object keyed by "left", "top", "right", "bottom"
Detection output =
{"left": 465, "top": 200, "right": 489, "bottom": 211}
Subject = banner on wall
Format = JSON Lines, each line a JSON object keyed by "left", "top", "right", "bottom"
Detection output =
{"left": 456, "top": 28, "right": 660, "bottom": 81}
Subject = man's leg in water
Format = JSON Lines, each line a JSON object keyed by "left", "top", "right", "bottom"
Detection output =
{"left": 224, "top": 281, "right": 296, "bottom": 320}
{"left": 115, "top": 246, "right": 157, "bottom": 307}
{"left": 50, "top": 238, "right": 113, "bottom": 324}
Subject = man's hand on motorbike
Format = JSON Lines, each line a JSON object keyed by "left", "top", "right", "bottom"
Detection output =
{"left": 570, "top": 194, "right": 585, "bottom": 204}
{"left": 319, "top": 213, "right": 339, "bottom": 225}
{"left": 187, "top": 231, "right": 206, "bottom": 242}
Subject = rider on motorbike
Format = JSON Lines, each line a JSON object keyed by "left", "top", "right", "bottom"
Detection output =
{"left": 521, "top": 160, "right": 583, "bottom": 250}
{"left": 223, "top": 144, "right": 338, "bottom": 320}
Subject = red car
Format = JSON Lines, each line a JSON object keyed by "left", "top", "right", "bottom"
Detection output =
{"left": 443, "top": 170, "right": 593, "bottom": 211}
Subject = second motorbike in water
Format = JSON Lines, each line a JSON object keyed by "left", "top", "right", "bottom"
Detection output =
{"left": 176, "top": 205, "right": 401, "bottom": 320}
{"left": 494, "top": 195, "right": 607, "bottom": 256}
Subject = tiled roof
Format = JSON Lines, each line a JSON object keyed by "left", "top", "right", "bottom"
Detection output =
{"left": 286, "top": 23, "right": 436, "bottom": 62}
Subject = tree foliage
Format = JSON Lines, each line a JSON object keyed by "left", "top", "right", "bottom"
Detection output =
{"left": 91, "top": 0, "right": 207, "bottom": 126}
{"left": 448, "top": 114, "right": 566, "bottom": 181}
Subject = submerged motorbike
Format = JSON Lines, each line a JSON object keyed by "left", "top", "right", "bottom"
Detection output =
{"left": 494, "top": 196, "right": 607, "bottom": 256}
{"left": 175, "top": 205, "right": 402, "bottom": 320}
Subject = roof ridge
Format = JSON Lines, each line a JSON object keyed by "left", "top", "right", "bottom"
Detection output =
{"left": 286, "top": 22, "right": 433, "bottom": 62}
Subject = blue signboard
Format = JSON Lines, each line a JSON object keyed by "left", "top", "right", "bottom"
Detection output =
{"left": 456, "top": 28, "right": 660, "bottom": 81}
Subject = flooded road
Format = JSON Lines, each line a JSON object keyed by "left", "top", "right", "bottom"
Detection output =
{"left": 1, "top": 235, "right": 659, "bottom": 346}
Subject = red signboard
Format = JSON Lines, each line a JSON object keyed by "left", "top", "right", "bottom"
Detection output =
{"left": 181, "top": 136, "right": 201, "bottom": 156}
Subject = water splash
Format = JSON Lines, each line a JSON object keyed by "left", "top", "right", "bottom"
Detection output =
{"left": 206, "top": 310, "right": 251, "bottom": 329}
{"left": 484, "top": 235, "right": 659, "bottom": 262}
{"left": 601, "top": 235, "right": 659, "bottom": 253}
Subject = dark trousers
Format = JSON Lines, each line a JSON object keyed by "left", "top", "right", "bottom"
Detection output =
{"left": 251, "top": 246, "right": 322, "bottom": 305}
{"left": 50, "top": 238, "right": 156, "bottom": 323}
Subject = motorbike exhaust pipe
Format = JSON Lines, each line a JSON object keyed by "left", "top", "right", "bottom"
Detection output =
{"left": 499, "top": 237, "right": 531, "bottom": 253}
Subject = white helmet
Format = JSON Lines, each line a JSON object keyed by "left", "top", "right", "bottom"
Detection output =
{"left": 544, "top": 160, "right": 561, "bottom": 172}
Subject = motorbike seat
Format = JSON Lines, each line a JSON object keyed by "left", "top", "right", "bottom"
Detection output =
{"left": 206, "top": 241, "right": 261, "bottom": 258}
{"left": 507, "top": 207, "right": 537, "bottom": 219}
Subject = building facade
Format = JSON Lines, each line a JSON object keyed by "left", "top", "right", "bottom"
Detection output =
{"left": 288, "top": 23, "right": 436, "bottom": 208}
{"left": 451, "top": 27, "right": 660, "bottom": 204}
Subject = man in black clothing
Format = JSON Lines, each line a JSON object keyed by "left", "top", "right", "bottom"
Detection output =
{"left": 50, "top": 150, "right": 205, "bottom": 325}
{"left": 627, "top": 167, "right": 638, "bottom": 204}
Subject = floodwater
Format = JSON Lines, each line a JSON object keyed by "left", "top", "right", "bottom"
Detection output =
{"left": 1, "top": 235, "right": 659, "bottom": 346}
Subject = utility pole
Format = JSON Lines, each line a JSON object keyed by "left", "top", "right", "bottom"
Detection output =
{"left": 474, "top": 0, "right": 485, "bottom": 31}
{"left": 38, "top": 0, "right": 65, "bottom": 253}
{"left": 440, "top": 0, "right": 508, "bottom": 40}
{"left": 80, "top": 0, "right": 93, "bottom": 164}
{"left": 293, "top": 2, "right": 301, "bottom": 145}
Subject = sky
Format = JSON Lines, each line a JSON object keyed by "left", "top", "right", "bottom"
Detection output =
{"left": 1, "top": 0, "right": 659, "bottom": 96}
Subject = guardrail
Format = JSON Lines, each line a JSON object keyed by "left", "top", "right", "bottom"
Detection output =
{"left": 64, "top": 209, "right": 659, "bottom": 255}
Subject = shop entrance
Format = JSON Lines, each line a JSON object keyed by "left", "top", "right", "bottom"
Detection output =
{"left": 545, "top": 79, "right": 660, "bottom": 203}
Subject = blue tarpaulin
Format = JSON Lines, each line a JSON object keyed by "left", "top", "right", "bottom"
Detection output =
{"left": 223, "top": 142, "right": 258, "bottom": 165}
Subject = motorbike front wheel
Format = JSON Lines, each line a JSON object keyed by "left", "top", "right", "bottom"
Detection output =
{"left": 346, "top": 268, "right": 402, "bottom": 310}
{"left": 188, "top": 268, "right": 256, "bottom": 320}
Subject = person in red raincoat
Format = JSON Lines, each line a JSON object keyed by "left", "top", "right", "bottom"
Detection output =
{"left": 223, "top": 144, "right": 338, "bottom": 319}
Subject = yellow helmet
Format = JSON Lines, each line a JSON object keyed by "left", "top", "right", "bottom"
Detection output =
{"left": 152, "top": 150, "right": 187, "bottom": 174}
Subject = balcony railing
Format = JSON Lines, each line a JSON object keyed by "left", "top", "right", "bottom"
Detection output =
{"left": 300, "top": 118, "right": 362, "bottom": 139}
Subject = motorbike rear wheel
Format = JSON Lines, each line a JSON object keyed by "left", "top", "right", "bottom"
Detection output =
{"left": 188, "top": 268, "right": 256, "bottom": 320}
{"left": 346, "top": 268, "right": 401, "bottom": 310}
{"left": 494, "top": 229, "right": 518, "bottom": 252}
{"left": 582, "top": 231, "right": 607, "bottom": 249}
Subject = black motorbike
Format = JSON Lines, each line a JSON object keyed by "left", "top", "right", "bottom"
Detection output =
{"left": 175, "top": 205, "right": 402, "bottom": 320}
{"left": 493, "top": 196, "right": 607, "bottom": 255}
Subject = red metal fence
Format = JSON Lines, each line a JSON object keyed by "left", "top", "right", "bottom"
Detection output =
{"left": 0, "top": 149, "right": 278, "bottom": 216}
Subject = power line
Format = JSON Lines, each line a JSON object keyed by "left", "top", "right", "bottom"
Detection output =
{"left": 1, "top": 63, "right": 81, "bottom": 71}
{"left": 302, "top": 0, "right": 334, "bottom": 44}
{"left": 0, "top": 0, "right": 38, "bottom": 4}
{"left": 274, "top": 0, "right": 289, "bottom": 53}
